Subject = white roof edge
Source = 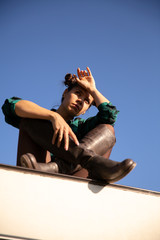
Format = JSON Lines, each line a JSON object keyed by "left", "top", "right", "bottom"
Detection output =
{"left": 0, "top": 163, "right": 159, "bottom": 196}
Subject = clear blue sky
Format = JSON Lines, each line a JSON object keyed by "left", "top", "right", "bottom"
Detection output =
{"left": 0, "top": 0, "right": 160, "bottom": 192}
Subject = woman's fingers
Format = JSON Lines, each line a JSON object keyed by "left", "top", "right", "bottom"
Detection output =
{"left": 63, "top": 129, "right": 69, "bottom": 151}
{"left": 52, "top": 126, "right": 79, "bottom": 150}
{"left": 77, "top": 67, "right": 91, "bottom": 78}
{"left": 60, "top": 128, "right": 79, "bottom": 150}
{"left": 81, "top": 71, "right": 85, "bottom": 77}
{"left": 57, "top": 128, "right": 63, "bottom": 148}
{"left": 84, "top": 70, "right": 88, "bottom": 76}
{"left": 52, "top": 129, "right": 58, "bottom": 145}
{"left": 77, "top": 68, "right": 87, "bottom": 78}
{"left": 86, "top": 67, "right": 92, "bottom": 76}
{"left": 77, "top": 68, "right": 82, "bottom": 79}
{"left": 69, "top": 130, "right": 79, "bottom": 146}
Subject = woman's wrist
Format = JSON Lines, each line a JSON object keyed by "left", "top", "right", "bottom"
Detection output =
{"left": 48, "top": 111, "right": 57, "bottom": 122}
{"left": 88, "top": 87, "right": 97, "bottom": 95}
{"left": 89, "top": 88, "right": 110, "bottom": 106}
{"left": 87, "top": 86, "right": 97, "bottom": 95}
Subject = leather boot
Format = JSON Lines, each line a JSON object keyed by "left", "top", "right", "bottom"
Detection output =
{"left": 20, "top": 153, "right": 59, "bottom": 174}
{"left": 19, "top": 122, "right": 116, "bottom": 175}
{"left": 20, "top": 119, "right": 136, "bottom": 183}
{"left": 85, "top": 156, "right": 136, "bottom": 182}
{"left": 20, "top": 153, "right": 78, "bottom": 175}
{"left": 78, "top": 124, "right": 115, "bottom": 155}
{"left": 65, "top": 123, "right": 116, "bottom": 175}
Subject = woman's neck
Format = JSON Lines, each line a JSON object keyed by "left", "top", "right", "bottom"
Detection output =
{"left": 56, "top": 105, "right": 73, "bottom": 121}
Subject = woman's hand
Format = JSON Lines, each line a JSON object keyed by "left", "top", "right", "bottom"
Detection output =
{"left": 50, "top": 112, "right": 79, "bottom": 151}
{"left": 77, "top": 67, "right": 110, "bottom": 106}
{"left": 76, "top": 67, "right": 96, "bottom": 93}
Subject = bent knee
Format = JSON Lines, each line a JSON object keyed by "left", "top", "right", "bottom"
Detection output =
{"left": 101, "top": 124, "right": 115, "bottom": 136}
{"left": 100, "top": 124, "right": 116, "bottom": 145}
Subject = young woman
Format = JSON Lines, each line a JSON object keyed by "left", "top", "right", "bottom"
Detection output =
{"left": 2, "top": 67, "right": 136, "bottom": 182}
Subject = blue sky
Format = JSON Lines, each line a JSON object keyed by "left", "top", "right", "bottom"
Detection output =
{"left": 0, "top": 0, "right": 160, "bottom": 192}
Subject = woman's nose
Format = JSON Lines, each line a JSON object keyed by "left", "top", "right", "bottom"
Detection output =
{"left": 76, "top": 98, "right": 83, "bottom": 105}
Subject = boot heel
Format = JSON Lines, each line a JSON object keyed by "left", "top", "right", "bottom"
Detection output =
{"left": 20, "top": 153, "right": 37, "bottom": 169}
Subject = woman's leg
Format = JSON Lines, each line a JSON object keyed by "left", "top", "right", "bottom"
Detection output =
{"left": 19, "top": 118, "right": 136, "bottom": 183}
{"left": 19, "top": 120, "right": 116, "bottom": 179}
{"left": 17, "top": 121, "right": 51, "bottom": 166}
{"left": 17, "top": 119, "right": 74, "bottom": 173}
{"left": 18, "top": 120, "right": 115, "bottom": 167}
{"left": 73, "top": 124, "right": 115, "bottom": 177}
{"left": 18, "top": 122, "right": 116, "bottom": 178}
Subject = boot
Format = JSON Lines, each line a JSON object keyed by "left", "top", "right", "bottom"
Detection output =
{"left": 79, "top": 124, "right": 115, "bottom": 155}
{"left": 20, "top": 152, "right": 77, "bottom": 175}
{"left": 20, "top": 153, "right": 59, "bottom": 174}
{"left": 85, "top": 156, "right": 136, "bottom": 182}
{"left": 65, "top": 123, "right": 116, "bottom": 175}
{"left": 19, "top": 122, "right": 116, "bottom": 175}
{"left": 20, "top": 119, "right": 136, "bottom": 183}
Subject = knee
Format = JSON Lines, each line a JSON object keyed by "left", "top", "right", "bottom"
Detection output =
{"left": 103, "top": 124, "right": 115, "bottom": 136}
{"left": 101, "top": 124, "right": 116, "bottom": 145}
{"left": 104, "top": 124, "right": 115, "bottom": 136}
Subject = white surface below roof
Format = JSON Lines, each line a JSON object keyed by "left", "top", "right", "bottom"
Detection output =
{"left": 0, "top": 164, "right": 160, "bottom": 240}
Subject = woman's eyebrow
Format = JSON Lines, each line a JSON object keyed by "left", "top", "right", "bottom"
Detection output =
{"left": 77, "top": 88, "right": 85, "bottom": 95}
{"left": 77, "top": 88, "right": 92, "bottom": 102}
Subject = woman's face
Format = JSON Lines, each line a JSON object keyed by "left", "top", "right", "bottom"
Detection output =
{"left": 62, "top": 86, "right": 93, "bottom": 117}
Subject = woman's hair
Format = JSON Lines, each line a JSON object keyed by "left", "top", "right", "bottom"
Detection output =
{"left": 64, "top": 73, "right": 78, "bottom": 90}
{"left": 61, "top": 73, "right": 78, "bottom": 103}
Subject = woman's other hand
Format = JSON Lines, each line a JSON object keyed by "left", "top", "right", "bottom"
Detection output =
{"left": 77, "top": 67, "right": 110, "bottom": 106}
{"left": 50, "top": 112, "right": 79, "bottom": 151}
{"left": 76, "top": 67, "right": 96, "bottom": 93}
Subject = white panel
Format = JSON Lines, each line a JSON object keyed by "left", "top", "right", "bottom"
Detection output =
{"left": 0, "top": 165, "right": 160, "bottom": 240}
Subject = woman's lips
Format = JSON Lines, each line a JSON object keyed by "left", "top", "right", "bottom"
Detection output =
{"left": 72, "top": 104, "right": 80, "bottom": 111}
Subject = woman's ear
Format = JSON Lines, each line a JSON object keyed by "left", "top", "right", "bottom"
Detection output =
{"left": 62, "top": 89, "right": 68, "bottom": 99}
